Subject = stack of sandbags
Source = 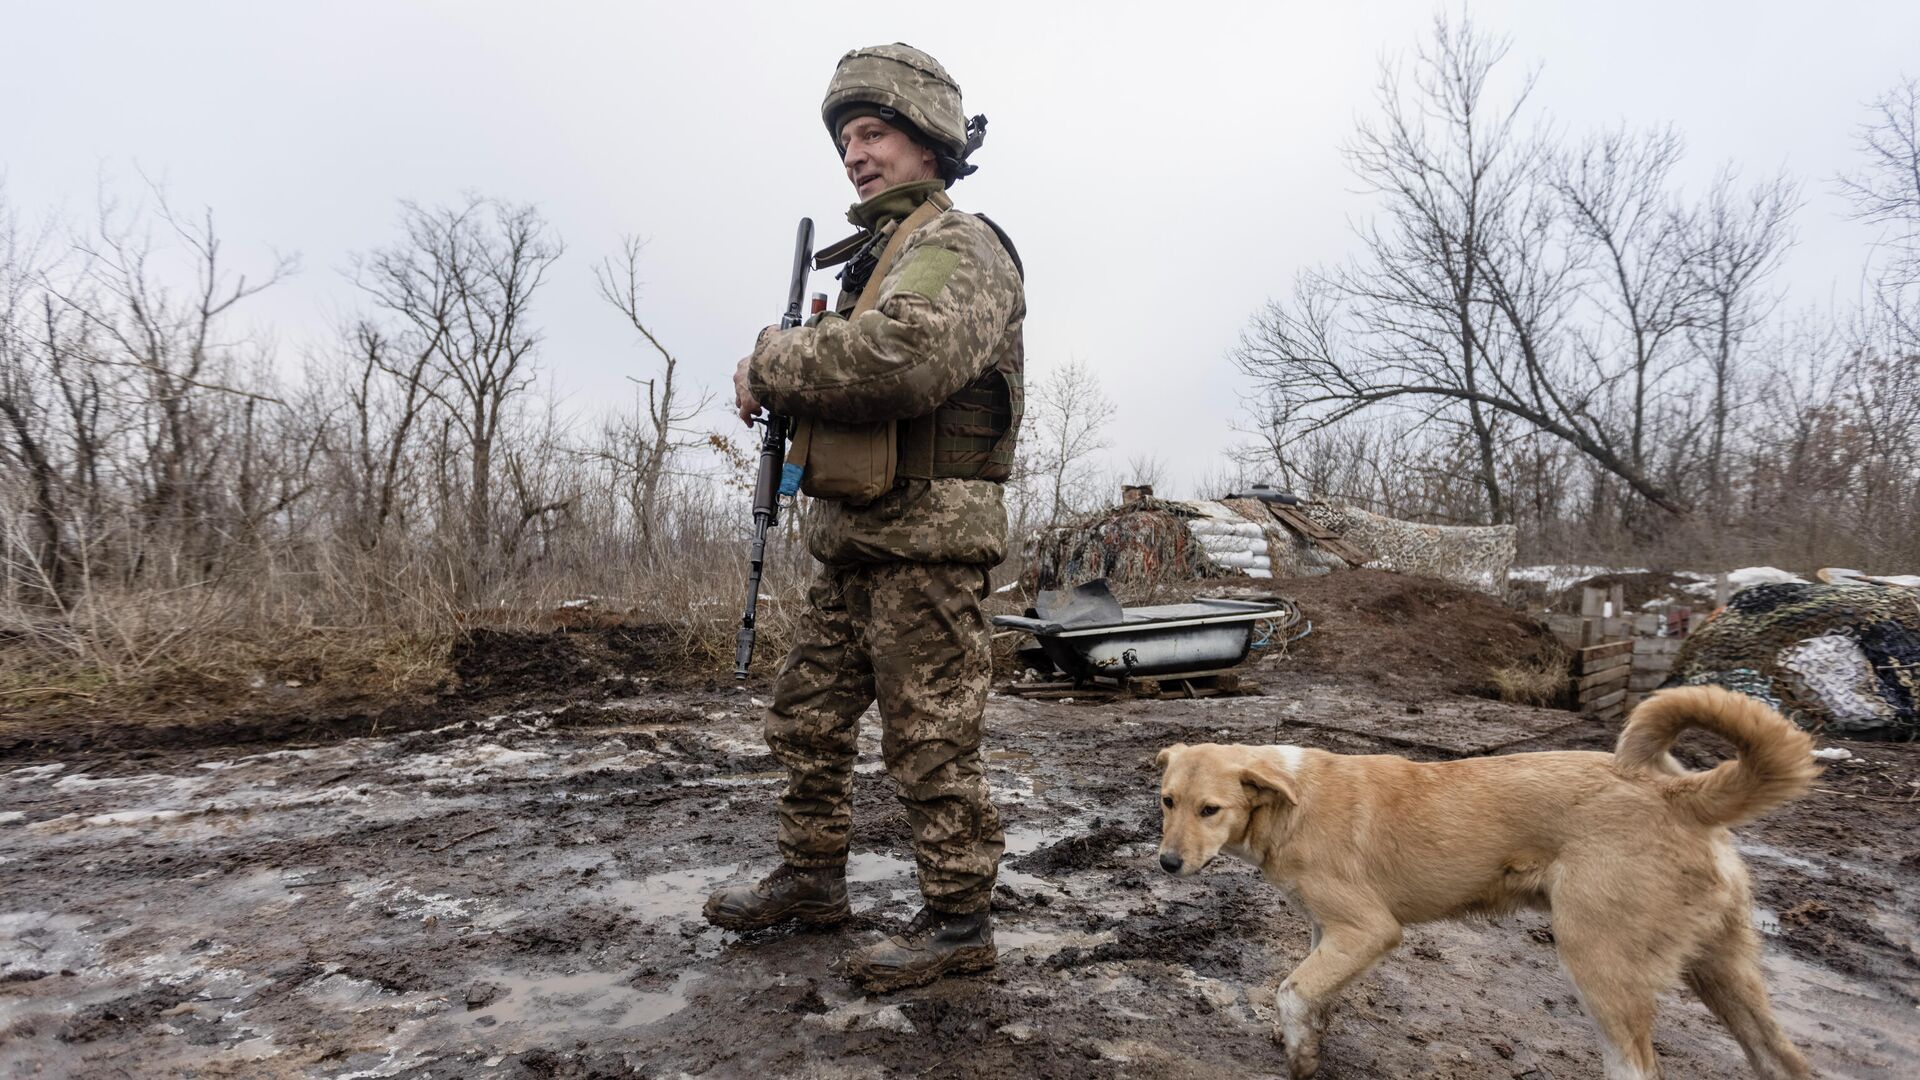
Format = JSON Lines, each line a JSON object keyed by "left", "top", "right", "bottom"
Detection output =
{"left": 1187, "top": 518, "right": 1273, "bottom": 579}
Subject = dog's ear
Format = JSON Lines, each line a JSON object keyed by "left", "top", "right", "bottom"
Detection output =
{"left": 1155, "top": 744, "right": 1186, "bottom": 770}
{"left": 1240, "top": 756, "right": 1299, "bottom": 806}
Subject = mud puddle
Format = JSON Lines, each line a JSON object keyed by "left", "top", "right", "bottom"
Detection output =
{"left": 2, "top": 675, "right": 1916, "bottom": 1078}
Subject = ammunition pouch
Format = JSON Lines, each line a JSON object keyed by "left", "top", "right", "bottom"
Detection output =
{"left": 787, "top": 191, "right": 1021, "bottom": 504}
{"left": 786, "top": 416, "right": 898, "bottom": 503}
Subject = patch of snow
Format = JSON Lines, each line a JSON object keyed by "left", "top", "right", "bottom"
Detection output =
{"left": 346, "top": 881, "right": 474, "bottom": 922}
{"left": 1812, "top": 747, "right": 1854, "bottom": 762}
{"left": 54, "top": 773, "right": 174, "bottom": 791}
{"left": 804, "top": 998, "right": 918, "bottom": 1035}
{"left": 699, "top": 734, "right": 763, "bottom": 756}
{"left": 5, "top": 763, "right": 67, "bottom": 781}
{"left": 393, "top": 743, "right": 549, "bottom": 784}
{"left": 1727, "top": 566, "right": 1807, "bottom": 590}
{"left": 0, "top": 811, "right": 24, "bottom": 825}
{"left": 82, "top": 809, "right": 189, "bottom": 827}
{"left": 277, "top": 786, "right": 374, "bottom": 808}
{"left": 1507, "top": 564, "right": 1644, "bottom": 594}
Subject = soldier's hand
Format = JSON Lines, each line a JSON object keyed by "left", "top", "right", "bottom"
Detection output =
{"left": 734, "top": 355, "right": 762, "bottom": 425}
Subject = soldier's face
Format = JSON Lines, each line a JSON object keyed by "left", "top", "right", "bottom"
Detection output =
{"left": 839, "top": 115, "right": 939, "bottom": 199}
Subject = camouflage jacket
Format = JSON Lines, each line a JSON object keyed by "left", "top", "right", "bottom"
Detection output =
{"left": 749, "top": 180, "right": 1025, "bottom": 567}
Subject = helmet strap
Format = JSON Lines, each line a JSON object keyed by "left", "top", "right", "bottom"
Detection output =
{"left": 939, "top": 114, "right": 988, "bottom": 185}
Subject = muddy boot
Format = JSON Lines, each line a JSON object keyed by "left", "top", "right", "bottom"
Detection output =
{"left": 702, "top": 864, "right": 850, "bottom": 932}
{"left": 846, "top": 907, "right": 996, "bottom": 992}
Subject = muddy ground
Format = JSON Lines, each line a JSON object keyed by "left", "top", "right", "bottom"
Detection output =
{"left": 4, "top": 663, "right": 1919, "bottom": 1077}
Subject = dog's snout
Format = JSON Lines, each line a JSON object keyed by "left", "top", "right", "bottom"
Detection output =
{"left": 1159, "top": 850, "right": 1183, "bottom": 874}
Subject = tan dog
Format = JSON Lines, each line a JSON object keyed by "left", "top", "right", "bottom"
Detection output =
{"left": 1155, "top": 685, "right": 1818, "bottom": 1080}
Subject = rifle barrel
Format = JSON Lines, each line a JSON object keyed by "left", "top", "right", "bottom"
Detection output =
{"left": 736, "top": 218, "right": 814, "bottom": 680}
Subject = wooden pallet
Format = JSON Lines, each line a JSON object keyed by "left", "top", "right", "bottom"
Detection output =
{"left": 1001, "top": 668, "right": 1260, "bottom": 702}
{"left": 1263, "top": 503, "right": 1371, "bottom": 567}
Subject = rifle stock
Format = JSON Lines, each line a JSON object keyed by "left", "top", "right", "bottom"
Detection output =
{"left": 735, "top": 217, "right": 814, "bottom": 679}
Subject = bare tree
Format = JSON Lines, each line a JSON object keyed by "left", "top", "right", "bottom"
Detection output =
{"left": 357, "top": 197, "right": 560, "bottom": 590}
{"left": 0, "top": 191, "right": 70, "bottom": 603}
{"left": 322, "top": 317, "right": 445, "bottom": 548}
{"left": 66, "top": 187, "right": 297, "bottom": 557}
{"left": 1838, "top": 76, "right": 1920, "bottom": 353}
{"left": 591, "top": 236, "right": 711, "bottom": 556}
{"left": 1685, "top": 167, "right": 1798, "bottom": 504}
{"left": 1237, "top": 17, "right": 1724, "bottom": 519}
{"left": 1121, "top": 452, "right": 1167, "bottom": 492}
{"left": 1838, "top": 77, "right": 1920, "bottom": 282}
{"left": 1021, "top": 358, "right": 1113, "bottom": 526}
{"left": 1344, "top": 12, "right": 1541, "bottom": 521}
{"left": 1553, "top": 127, "right": 1704, "bottom": 483}
{"left": 1238, "top": 13, "right": 1549, "bottom": 524}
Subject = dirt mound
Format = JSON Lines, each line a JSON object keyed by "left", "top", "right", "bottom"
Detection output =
{"left": 451, "top": 623, "right": 691, "bottom": 701}
{"left": 1270, "top": 569, "right": 1565, "bottom": 699}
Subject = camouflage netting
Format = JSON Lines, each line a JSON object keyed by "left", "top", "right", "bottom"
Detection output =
{"left": 1670, "top": 582, "right": 1920, "bottom": 738}
{"left": 1019, "top": 497, "right": 1516, "bottom": 597}
{"left": 1020, "top": 500, "right": 1220, "bottom": 595}
{"left": 1300, "top": 503, "right": 1516, "bottom": 594}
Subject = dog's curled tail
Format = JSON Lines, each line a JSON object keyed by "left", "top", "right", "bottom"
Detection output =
{"left": 1614, "top": 685, "right": 1819, "bottom": 828}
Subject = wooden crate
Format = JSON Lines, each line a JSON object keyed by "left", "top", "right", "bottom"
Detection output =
{"left": 1572, "top": 639, "right": 1631, "bottom": 724}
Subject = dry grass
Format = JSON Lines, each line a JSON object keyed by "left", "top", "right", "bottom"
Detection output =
{"left": 0, "top": 526, "right": 827, "bottom": 728}
{"left": 0, "top": 624, "right": 454, "bottom": 725}
{"left": 1489, "top": 651, "right": 1572, "bottom": 707}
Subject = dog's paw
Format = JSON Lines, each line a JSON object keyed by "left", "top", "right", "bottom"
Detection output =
{"left": 1273, "top": 1029, "right": 1320, "bottom": 1079}
{"left": 1273, "top": 988, "right": 1323, "bottom": 1078}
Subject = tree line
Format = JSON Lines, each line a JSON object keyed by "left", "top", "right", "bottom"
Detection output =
{"left": 1235, "top": 15, "right": 1918, "bottom": 569}
{"left": 0, "top": 175, "right": 1131, "bottom": 681}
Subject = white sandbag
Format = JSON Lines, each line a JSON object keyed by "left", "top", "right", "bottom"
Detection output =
{"left": 1188, "top": 519, "right": 1266, "bottom": 539}
{"left": 1197, "top": 534, "right": 1264, "bottom": 555}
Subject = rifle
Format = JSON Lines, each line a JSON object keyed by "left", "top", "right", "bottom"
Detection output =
{"left": 735, "top": 217, "right": 815, "bottom": 679}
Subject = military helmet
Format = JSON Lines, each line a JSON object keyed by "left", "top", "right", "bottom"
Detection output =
{"left": 823, "top": 43, "right": 986, "bottom": 183}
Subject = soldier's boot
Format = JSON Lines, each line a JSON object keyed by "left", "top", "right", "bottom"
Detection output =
{"left": 846, "top": 906, "right": 996, "bottom": 992}
{"left": 702, "top": 864, "right": 850, "bottom": 932}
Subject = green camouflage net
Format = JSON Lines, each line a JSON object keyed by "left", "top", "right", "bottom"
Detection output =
{"left": 1670, "top": 582, "right": 1920, "bottom": 738}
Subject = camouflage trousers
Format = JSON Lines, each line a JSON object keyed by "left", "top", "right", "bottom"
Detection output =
{"left": 767, "top": 561, "right": 1005, "bottom": 914}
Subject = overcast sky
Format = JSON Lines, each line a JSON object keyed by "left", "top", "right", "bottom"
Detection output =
{"left": 5, "top": 1, "right": 1915, "bottom": 497}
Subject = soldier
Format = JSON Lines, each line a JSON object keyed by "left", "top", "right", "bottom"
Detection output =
{"left": 707, "top": 42, "right": 1025, "bottom": 993}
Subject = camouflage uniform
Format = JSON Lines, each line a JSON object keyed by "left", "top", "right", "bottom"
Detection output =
{"left": 748, "top": 178, "right": 1024, "bottom": 914}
